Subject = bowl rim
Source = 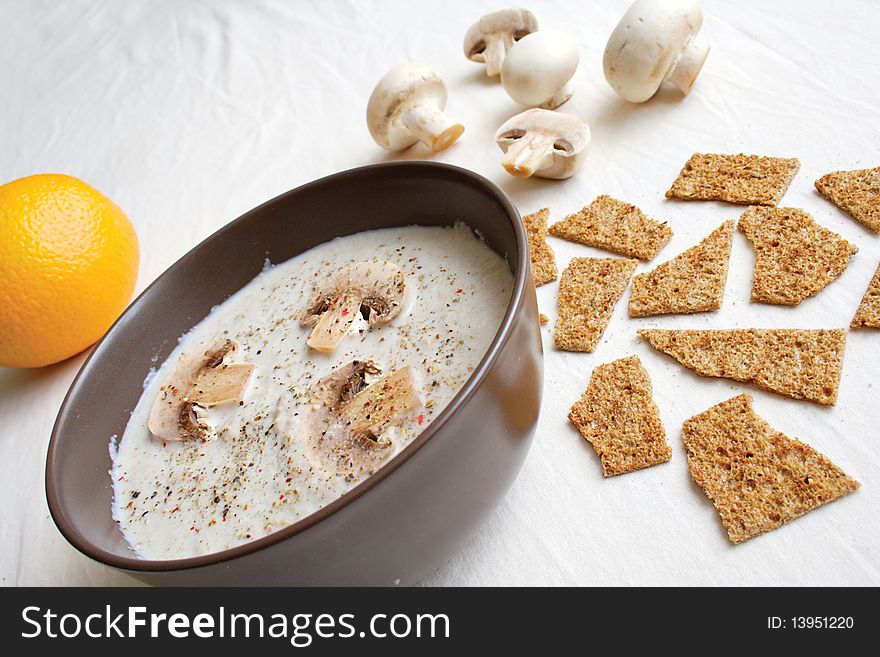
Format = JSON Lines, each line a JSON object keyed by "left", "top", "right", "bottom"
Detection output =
{"left": 46, "top": 160, "right": 529, "bottom": 573}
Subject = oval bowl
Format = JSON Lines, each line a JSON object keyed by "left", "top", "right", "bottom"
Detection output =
{"left": 46, "top": 161, "right": 543, "bottom": 585}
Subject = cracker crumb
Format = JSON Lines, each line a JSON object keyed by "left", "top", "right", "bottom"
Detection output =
{"left": 739, "top": 206, "right": 858, "bottom": 306}
{"left": 852, "top": 262, "right": 880, "bottom": 329}
{"left": 523, "top": 208, "right": 557, "bottom": 286}
{"left": 666, "top": 153, "right": 800, "bottom": 206}
{"left": 815, "top": 166, "right": 880, "bottom": 234}
{"left": 629, "top": 221, "right": 733, "bottom": 317}
{"left": 683, "top": 394, "right": 859, "bottom": 544}
{"left": 639, "top": 328, "right": 847, "bottom": 405}
{"left": 539, "top": 313, "right": 549, "bottom": 326}
{"left": 569, "top": 355, "right": 671, "bottom": 477}
{"left": 548, "top": 195, "right": 673, "bottom": 260}
{"left": 555, "top": 257, "right": 637, "bottom": 353}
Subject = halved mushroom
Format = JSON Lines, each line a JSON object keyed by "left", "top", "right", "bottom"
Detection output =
{"left": 302, "top": 260, "right": 408, "bottom": 352}
{"left": 603, "top": 0, "right": 710, "bottom": 103}
{"left": 304, "top": 362, "right": 425, "bottom": 481}
{"left": 500, "top": 30, "right": 579, "bottom": 109}
{"left": 495, "top": 109, "right": 590, "bottom": 179}
{"left": 366, "top": 63, "right": 464, "bottom": 152}
{"left": 148, "top": 338, "right": 255, "bottom": 442}
{"left": 463, "top": 8, "right": 538, "bottom": 77}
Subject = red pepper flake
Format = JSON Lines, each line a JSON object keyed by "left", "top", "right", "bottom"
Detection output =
{"left": 456, "top": 288, "right": 463, "bottom": 294}
{"left": 171, "top": 505, "right": 180, "bottom": 513}
{"left": 341, "top": 308, "right": 349, "bottom": 316}
{"left": 279, "top": 494, "right": 285, "bottom": 500}
{"left": 418, "top": 414, "right": 425, "bottom": 425}
{"left": 254, "top": 415, "right": 262, "bottom": 421}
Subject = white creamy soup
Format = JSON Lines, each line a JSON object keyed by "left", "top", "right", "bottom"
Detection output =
{"left": 111, "top": 224, "right": 513, "bottom": 560}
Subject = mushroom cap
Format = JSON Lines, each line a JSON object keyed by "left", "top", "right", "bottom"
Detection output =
{"left": 302, "top": 259, "right": 408, "bottom": 352}
{"left": 463, "top": 8, "right": 539, "bottom": 61}
{"left": 495, "top": 108, "right": 590, "bottom": 179}
{"left": 603, "top": 0, "right": 704, "bottom": 102}
{"left": 147, "top": 339, "right": 255, "bottom": 442}
{"left": 500, "top": 30, "right": 579, "bottom": 106}
{"left": 366, "top": 63, "right": 449, "bottom": 150}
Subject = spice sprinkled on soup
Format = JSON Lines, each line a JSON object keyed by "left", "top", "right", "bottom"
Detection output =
{"left": 111, "top": 224, "right": 513, "bottom": 559}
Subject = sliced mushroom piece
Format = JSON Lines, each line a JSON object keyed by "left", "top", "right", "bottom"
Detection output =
{"left": 603, "top": 0, "right": 710, "bottom": 103}
{"left": 366, "top": 63, "right": 464, "bottom": 152}
{"left": 500, "top": 30, "right": 579, "bottom": 109}
{"left": 463, "top": 8, "right": 538, "bottom": 77}
{"left": 495, "top": 109, "right": 590, "bottom": 179}
{"left": 302, "top": 260, "right": 408, "bottom": 352}
{"left": 148, "top": 338, "right": 255, "bottom": 442}
{"left": 304, "top": 363, "right": 426, "bottom": 481}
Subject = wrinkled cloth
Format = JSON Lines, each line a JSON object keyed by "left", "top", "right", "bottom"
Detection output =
{"left": 1, "top": 0, "right": 878, "bottom": 586}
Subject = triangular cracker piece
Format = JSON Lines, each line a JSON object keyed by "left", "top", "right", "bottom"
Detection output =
{"left": 548, "top": 195, "right": 673, "bottom": 260}
{"left": 522, "top": 208, "right": 557, "bottom": 286}
{"left": 638, "top": 328, "right": 847, "bottom": 405}
{"left": 815, "top": 166, "right": 880, "bottom": 234}
{"left": 555, "top": 257, "right": 637, "bottom": 353}
{"left": 852, "top": 262, "right": 880, "bottom": 329}
{"left": 629, "top": 221, "right": 734, "bottom": 317}
{"left": 739, "top": 206, "right": 858, "bottom": 306}
{"left": 683, "top": 394, "right": 859, "bottom": 544}
{"left": 569, "top": 355, "right": 671, "bottom": 477}
{"left": 666, "top": 153, "right": 800, "bottom": 206}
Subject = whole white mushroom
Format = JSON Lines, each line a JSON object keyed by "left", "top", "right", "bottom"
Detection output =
{"left": 500, "top": 30, "right": 579, "bottom": 109}
{"left": 495, "top": 108, "right": 590, "bottom": 180}
{"left": 603, "top": 0, "right": 709, "bottom": 103}
{"left": 366, "top": 63, "right": 464, "bottom": 152}
{"left": 463, "top": 8, "right": 539, "bottom": 77}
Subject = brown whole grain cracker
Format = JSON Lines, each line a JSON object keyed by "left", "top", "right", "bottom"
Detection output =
{"left": 638, "top": 328, "right": 847, "bottom": 405}
{"left": 555, "top": 257, "right": 637, "bottom": 353}
{"left": 569, "top": 355, "right": 671, "bottom": 477}
{"left": 739, "top": 206, "right": 858, "bottom": 306}
{"left": 852, "top": 262, "right": 880, "bottom": 329}
{"left": 523, "top": 208, "right": 557, "bottom": 286}
{"left": 666, "top": 153, "right": 800, "bottom": 206}
{"left": 548, "top": 195, "right": 673, "bottom": 260}
{"left": 815, "top": 166, "right": 880, "bottom": 234}
{"left": 683, "top": 394, "right": 859, "bottom": 544}
{"left": 629, "top": 220, "right": 734, "bottom": 317}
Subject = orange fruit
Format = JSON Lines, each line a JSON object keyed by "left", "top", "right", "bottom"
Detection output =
{"left": 0, "top": 174, "right": 139, "bottom": 368}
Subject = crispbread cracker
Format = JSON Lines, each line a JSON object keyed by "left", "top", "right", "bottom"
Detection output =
{"left": 555, "top": 257, "right": 637, "bottom": 353}
{"left": 638, "top": 328, "right": 847, "bottom": 405}
{"left": 548, "top": 195, "right": 673, "bottom": 260}
{"left": 569, "top": 355, "right": 671, "bottom": 477}
{"left": 629, "top": 221, "right": 734, "bottom": 317}
{"left": 683, "top": 394, "right": 859, "bottom": 544}
{"left": 666, "top": 153, "right": 800, "bottom": 206}
{"left": 852, "top": 262, "right": 880, "bottom": 329}
{"left": 815, "top": 166, "right": 880, "bottom": 234}
{"left": 739, "top": 206, "right": 858, "bottom": 306}
{"left": 523, "top": 208, "right": 557, "bottom": 286}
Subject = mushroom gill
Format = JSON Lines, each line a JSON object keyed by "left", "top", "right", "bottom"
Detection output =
{"left": 147, "top": 338, "right": 255, "bottom": 442}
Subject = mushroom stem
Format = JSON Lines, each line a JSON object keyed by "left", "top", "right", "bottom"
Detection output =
{"left": 538, "top": 80, "right": 574, "bottom": 110}
{"left": 402, "top": 104, "right": 464, "bottom": 152}
{"left": 500, "top": 132, "right": 556, "bottom": 178}
{"left": 482, "top": 38, "right": 508, "bottom": 77}
{"left": 666, "top": 35, "right": 710, "bottom": 95}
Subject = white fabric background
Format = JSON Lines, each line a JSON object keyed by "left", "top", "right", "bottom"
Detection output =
{"left": 1, "top": 0, "right": 878, "bottom": 586}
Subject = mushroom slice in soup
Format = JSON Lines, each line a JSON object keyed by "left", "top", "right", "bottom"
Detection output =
{"left": 304, "top": 362, "right": 425, "bottom": 481}
{"left": 148, "top": 338, "right": 255, "bottom": 442}
{"left": 302, "top": 260, "right": 408, "bottom": 352}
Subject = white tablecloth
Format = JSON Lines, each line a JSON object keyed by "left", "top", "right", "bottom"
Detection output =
{"left": 2, "top": 0, "right": 878, "bottom": 586}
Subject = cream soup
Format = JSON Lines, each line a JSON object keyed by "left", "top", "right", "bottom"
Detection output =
{"left": 111, "top": 224, "right": 513, "bottom": 559}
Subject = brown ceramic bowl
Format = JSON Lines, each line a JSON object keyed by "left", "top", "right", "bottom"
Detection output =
{"left": 46, "top": 161, "right": 543, "bottom": 586}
